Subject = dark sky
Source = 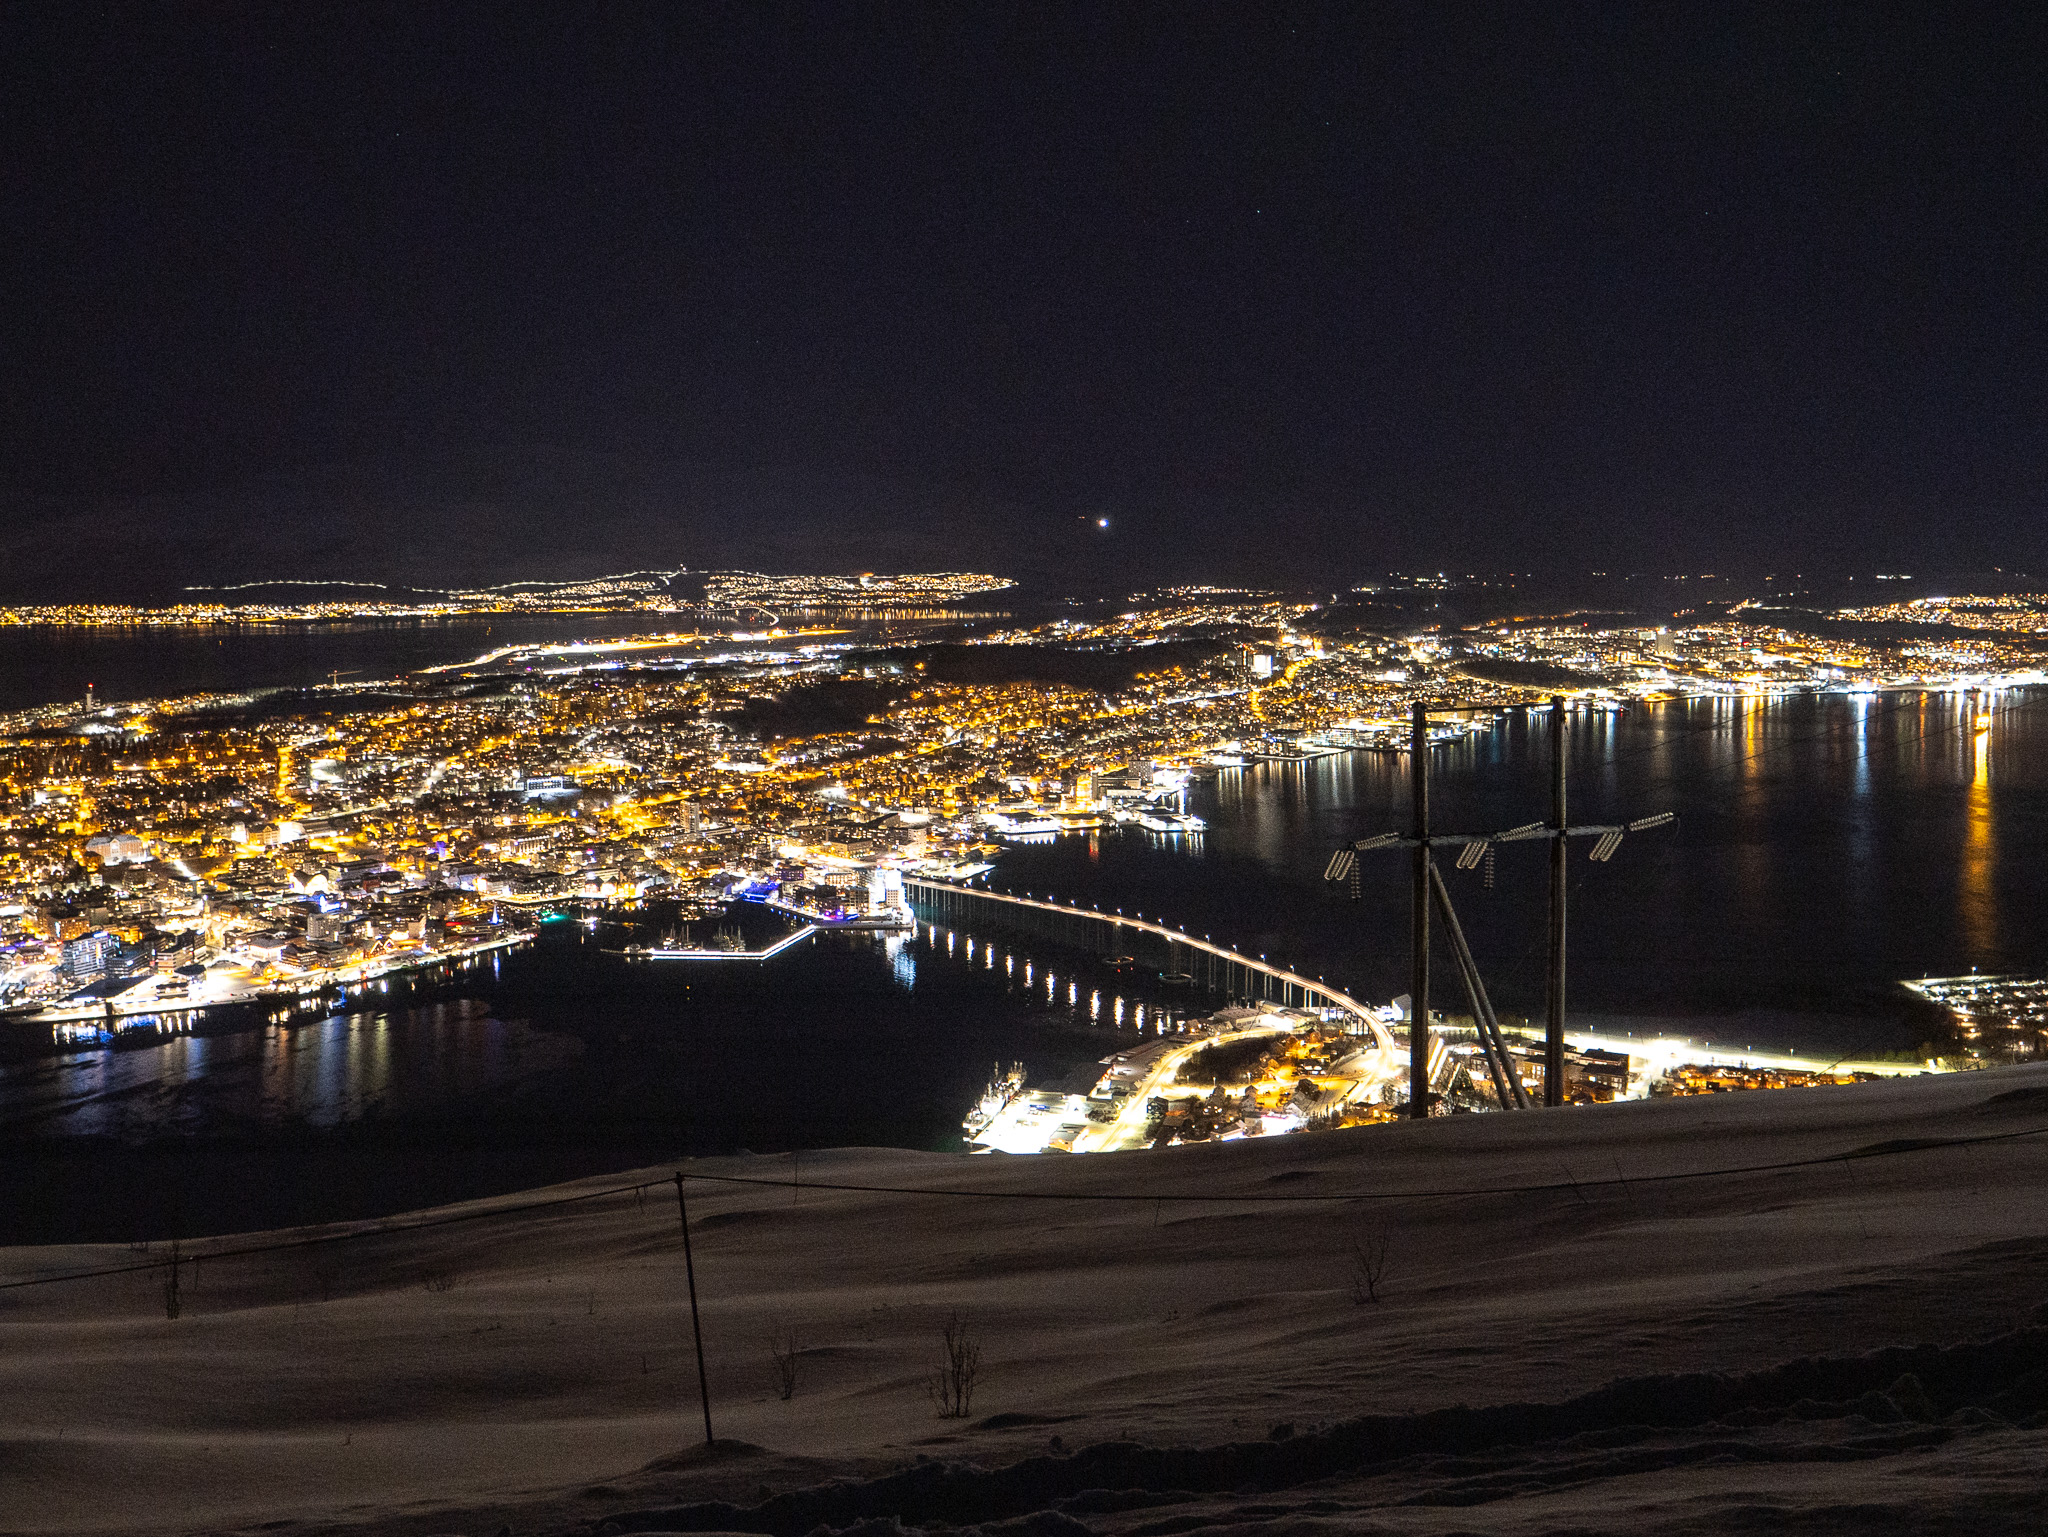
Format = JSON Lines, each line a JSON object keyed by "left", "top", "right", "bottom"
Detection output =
{"left": 2, "top": 4, "right": 2044, "bottom": 594}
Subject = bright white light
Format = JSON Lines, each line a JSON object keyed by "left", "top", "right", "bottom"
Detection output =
{"left": 1097, "top": 518, "right": 1110, "bottom": 528}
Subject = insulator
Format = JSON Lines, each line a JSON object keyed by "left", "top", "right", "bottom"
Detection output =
{"left": 1483, "top": 843, "right": 1496, "bottom": 889}
{"left": 1590, "top": 830, "right": 1624, "bottom": 862}
{"left": 1455, "top": 841, "right": 1486, "bottom": 870}
{"left": 1323, "top": 849, "right": 1356, "bottom": 882}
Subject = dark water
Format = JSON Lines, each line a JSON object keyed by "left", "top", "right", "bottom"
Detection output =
{"left": 0, "top": 606, "right": 1031, "bottom": 713}
{"left": 996, "top": 690, "right": 2048, "bottom": 1038}
{"left": 0, "top": 615, "right": 680, "bottom": 712}
{"left": 4, "top": 687, "right": 2043, "bottom": 1242}
{"left": 0, "top": 916, "right": 1198, "bottom": 1243}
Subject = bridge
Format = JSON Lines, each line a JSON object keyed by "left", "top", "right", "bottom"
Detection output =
{"left": 902, "top": 876, "right": 1398, "bottom": 1053}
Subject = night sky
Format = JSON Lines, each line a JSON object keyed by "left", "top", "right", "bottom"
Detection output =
{"left": 2, "top": 5, "right": 2043, "bottom": 595}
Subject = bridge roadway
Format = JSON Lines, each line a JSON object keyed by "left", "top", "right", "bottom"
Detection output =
{"left": 902, "top": 876, "right": 1397, "bottom": 1054}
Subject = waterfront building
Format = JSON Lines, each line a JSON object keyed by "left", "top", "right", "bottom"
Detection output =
{"left": 60, "top": 929, "right": 118, "bottom": 981}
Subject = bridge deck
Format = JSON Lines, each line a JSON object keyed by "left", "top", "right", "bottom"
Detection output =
{"left": 904, "top": 877, "right": 1396, "bottom": 1053}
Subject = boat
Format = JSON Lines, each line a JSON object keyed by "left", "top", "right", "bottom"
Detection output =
{"left": 1138, "top": 807, "right": 1208, "bottom": 832}
{"left": 995, "top": 818, "right": 1061, "bottom": 838}
{"left": 986, "top": 807, "right": 1062, "bottom": 836}
{"left": 962, "top": 1061, "right": 1027, "bottom": 1138}
{"left": 918, "top": 859, "right": 996, "bottom": 881}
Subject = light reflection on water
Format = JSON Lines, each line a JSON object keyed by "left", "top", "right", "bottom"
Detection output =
{"left": 4, "top": 1001, "right": 580, "bottom": 1140}
{"left": 0, "top": 908, "right": 1189, "bottom": 1236}
{"left": 1963, "top": 698, "right": 1996, "bottom": 954}
{"left": 3, "top": 687, "right": 2046, "bottom": 1243}
{"left": 998, "top": 689, "right": 2048, "bottom": 1025}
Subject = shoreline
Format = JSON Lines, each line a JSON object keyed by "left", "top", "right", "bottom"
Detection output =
{"left": 17, "top": 928, "right": 535, "bottom": 1034}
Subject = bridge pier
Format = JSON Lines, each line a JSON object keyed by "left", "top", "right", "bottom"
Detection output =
{"left": 903, "top": 878, "right": 1392, "bottom": 1049}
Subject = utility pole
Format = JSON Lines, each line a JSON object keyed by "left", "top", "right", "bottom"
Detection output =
{"left": 1328, "top": 694, "right": 1673, "bottom": 1113}
{"left": 1409, "top": 702, "right": 1431, "bottom": 1119}
{"left": 1546, "top": 695, "right": 1567, "bottom": 1106}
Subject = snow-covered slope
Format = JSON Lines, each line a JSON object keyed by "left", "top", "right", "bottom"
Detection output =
{"left": 7, "top": 1063, "right": 2048, "bottom": 1536}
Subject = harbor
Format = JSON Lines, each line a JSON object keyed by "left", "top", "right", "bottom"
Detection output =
{"left": 0, "top": 686, "right": 2019, "bottom": 1244}
{"left": 614, "top": 887, "right": 916, "bottom": 960}
{"left": 18, "top": 927, "right": 535, "bottom": 1038}
{"left": 958, "top": 995, "right": 1948, "bottom": 1157}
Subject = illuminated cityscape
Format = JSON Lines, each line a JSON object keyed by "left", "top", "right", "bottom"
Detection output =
{"left": 6, "top": 6, "right": 2046, "bottom": 1529}
{"left": 4, "top": 570, "right": 2039, "bottom": 1122}
{"left": 700, "top": 570, "right": 1016, "bottom": 614}
{"left": 0, "top": 570, "right": 695, "bottom": 626}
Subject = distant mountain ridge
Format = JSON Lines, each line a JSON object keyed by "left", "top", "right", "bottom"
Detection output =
{"left": 0, "top": 449, "right": 1073, "bottom": 603}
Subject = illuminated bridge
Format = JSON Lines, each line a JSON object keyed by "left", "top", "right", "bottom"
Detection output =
{"left": 902, "top": 876, "right": 1397, "bottom": 1052}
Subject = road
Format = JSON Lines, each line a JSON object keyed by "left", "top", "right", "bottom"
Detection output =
{"left": 1082, "top": 1022, "right": 1301, "bottom": 1152}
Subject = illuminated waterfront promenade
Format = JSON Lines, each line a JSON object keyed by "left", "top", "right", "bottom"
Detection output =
{"left": 27, "top": 930, "right": 533, "bottom": 1031}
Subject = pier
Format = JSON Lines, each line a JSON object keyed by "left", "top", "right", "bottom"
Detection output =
{"left": 903, "top": 877, "right": 1397, "bottom": 1051}
{"left": 628, "top": 924, "right": 820, "bottom": 961}
{"left": 622, "top": 897, "right": 912, "bottom": 961}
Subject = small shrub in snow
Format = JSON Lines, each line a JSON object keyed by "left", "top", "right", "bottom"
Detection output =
{"left": 929, "top": 1311, "right": 982, "bottom": 1418}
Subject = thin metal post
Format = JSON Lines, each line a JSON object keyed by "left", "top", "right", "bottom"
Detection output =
{"left": 1546, "top": 695, "right": 1567, "bottom": 1106}
{"left": 673, "top": 1172, "right": 714, "bottom": 1446}
{"left": 1410, "top": 702, "right": 1431, "bottom": 1119}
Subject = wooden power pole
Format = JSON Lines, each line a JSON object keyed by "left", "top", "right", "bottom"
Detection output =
{"left": 1409, "top": 702, "right": 1432, "bottom": 1119}
{"left": 1329, "top": 695, "right": 1673, "bottom": 1114}
{"left": 1546, "top": 695, "right": 1568, "bottom": 1106}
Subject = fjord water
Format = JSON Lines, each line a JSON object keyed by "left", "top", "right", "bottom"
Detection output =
{"left": 0, "top": 615, "right": 683, "bottom": 712}
{"left": 4, "top": 688, "right": 2042, "bottom": 1241}
{"left": 998, "top": 689, "right": 2048, "bottom": 1041}
{"left": 0, "top": 608, "right": 1027, "bottom": 713}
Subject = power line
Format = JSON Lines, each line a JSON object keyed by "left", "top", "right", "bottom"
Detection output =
{"left": 0, "top": 1173, "right": 667, "bottom": 1294}
{"left": 679, "top": 1119, "right": 2048, "bottom": 1201}
{"left": 6, "top": 1115, "right": 2040, "bottom": 1296}
{"left": 1436, "top": 687, "right": 2040, "bottom": 999}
